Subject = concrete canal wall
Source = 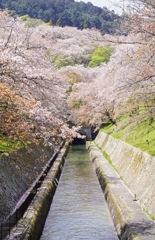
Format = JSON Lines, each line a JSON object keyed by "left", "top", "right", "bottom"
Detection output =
{"left": 5, "top": 142, "right": 69, "bottom": 240}
{"left": 4, "top": 130, "right": 155, "bottom": 240}
{"left": 0, "top": 144, "right": 54, "bottom": 224}
{"left": 95, "top": 131, "right": 155, "bottom": 218}
{"left": 88, "top": 131, "right": 155, "bottom": 239}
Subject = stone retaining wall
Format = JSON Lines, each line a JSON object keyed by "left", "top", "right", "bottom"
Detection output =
{"left": 95, "top": 131, "right": 155, "bottom": 218}
{"left": 6, "top": 142, "right": 69, "bottom": 240}
{"left": 88, "top": 141, "right": 155, "bottom": 240}
{"left": 0, "top": 144, "right": 54, "bottom": 223}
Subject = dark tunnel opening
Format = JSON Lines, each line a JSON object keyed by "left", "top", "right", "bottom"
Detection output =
{"left": 72, "top": 137, "right": 86, "bottom": 145}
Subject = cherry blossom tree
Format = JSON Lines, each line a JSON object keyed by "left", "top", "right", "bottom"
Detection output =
{"left": 1, "top": 7, "right": 154, "bottom": 147}
{"left": 0, "top": 11, "right": 86, "bottom": 153}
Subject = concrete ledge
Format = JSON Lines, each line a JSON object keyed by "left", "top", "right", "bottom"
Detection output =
{"left": 6, "top": 142, "right": 69, "bottom": 240}
{"left": 88, "top": 142, "right": 155, "bottom": 240}
{"left": 95, "top": 131, "right": 155, "bottom": 217}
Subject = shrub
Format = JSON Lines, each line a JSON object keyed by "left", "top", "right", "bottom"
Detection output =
{"left": 20, "top": 14, "right": 29, "bottom": 21}
{"left": 25, "top": 18, "right": 43, "bottom": 28}
{"left": 53, "top": 55, "right": 74, "bottom": 69}
{"left": 88, "top": 46, "right": 113, "bottom": 67}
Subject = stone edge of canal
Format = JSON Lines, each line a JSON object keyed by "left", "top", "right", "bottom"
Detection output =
{"left": 88, "top": 141, "right": 155, "bottom": 240}
{"left": 5, "top": 142, "right": 69, "bottom": 240}
{"left": 5, "top": 141, "right": 152, "bottom": 240}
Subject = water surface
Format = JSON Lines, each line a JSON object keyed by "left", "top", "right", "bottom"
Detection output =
{"left": 40, "top": 145, "right": 118, "bottom": 240}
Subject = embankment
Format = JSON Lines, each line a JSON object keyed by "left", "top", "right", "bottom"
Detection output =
{"left": 95, "top": 131, "right": 155, "bottom": 217}
{"left": 88, "top": 131, "right": 155, "bottom": 239}
{"left": 0, "top": 144, "right": 54, "bottom": 224}
{"left": 5, "top": 142, "right": 69, "bottom": 240}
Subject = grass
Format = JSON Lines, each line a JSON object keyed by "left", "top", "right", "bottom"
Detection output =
{"left": 0, "top": 137, "right": 24, "bottom": 157}
{"left": 101, "top": 115, "right": 155, "bottom": 156}
{"left": 125, "top": 120, "right": 155, "bottom": 155}
{"left": 144, "top": 208, "right": 155, "bottom": 221}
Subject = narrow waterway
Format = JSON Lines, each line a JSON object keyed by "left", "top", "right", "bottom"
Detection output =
{"left": 40, "top": 145, "right": 118, "bottom": 240}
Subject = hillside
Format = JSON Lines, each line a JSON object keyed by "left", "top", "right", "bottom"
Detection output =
{"left": 0, "top": 0, "right": 155, "bottom": 157}
{"left": 0, "top": 0, "right": 121, "bottom": 35}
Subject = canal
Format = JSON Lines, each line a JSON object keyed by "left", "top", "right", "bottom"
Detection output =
{"left": 40, "top": 144, "right": 118, "bottom": 240}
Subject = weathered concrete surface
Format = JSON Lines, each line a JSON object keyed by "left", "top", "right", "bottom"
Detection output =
{"left": 95, "top": 131, "right": 155, "bottom": 218}
{"left": 0, "top": 144, "right": 54, "bottom": 224}
{"left": 5, "top": 142, "right": 69, "bottom": 240}
{"left": 88, "top": 137, "right": 155, "bottom": 239}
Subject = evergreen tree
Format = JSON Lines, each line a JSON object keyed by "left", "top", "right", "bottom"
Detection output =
{"left": 83, "top": 18, "right": 88, "bottom": 29}
{"left": 56, "top": 17, "right": 63, "bottom": 26}
{"left": 1, "top": 0, "right": 121, "bottom": 35}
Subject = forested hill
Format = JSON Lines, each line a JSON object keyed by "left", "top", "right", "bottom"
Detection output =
{"left": 0, "top": 0, "right": 121, "bottom": 34}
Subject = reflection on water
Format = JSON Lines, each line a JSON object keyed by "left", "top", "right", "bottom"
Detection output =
{"left": 40, "top": 145, "right": 118, "bottom": 240}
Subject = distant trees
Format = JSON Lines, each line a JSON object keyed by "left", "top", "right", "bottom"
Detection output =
{"left": 1, "top": 0, "right": 121, "bottom": 35}
{"left": 0, "top": 1, "right": 154, "bottom": 147}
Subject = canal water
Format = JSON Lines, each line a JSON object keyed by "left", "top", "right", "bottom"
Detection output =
{"left": 40, "top": 145, "right": 118, "bottom": 240}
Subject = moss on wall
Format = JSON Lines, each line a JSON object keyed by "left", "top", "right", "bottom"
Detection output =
{"left": 7, "top": 142, "right": 69, "bottom": 240}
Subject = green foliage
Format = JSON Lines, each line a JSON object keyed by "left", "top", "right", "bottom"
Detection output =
{"left": 48, "top": 19, "right": 53, "bottom": 26}
{"left": 20, "top": 15, "right": 44, "bottom": 28}
{"left": 0, "top": 137, "right": 22, "bottom": 157}
{"left": 126, "top": 120, "right": 155, "bottom": 156}
{"left": 1, "top": 0, "right": 121, "bottom": 34}
{"left": 101, "top": 115, "right": 155, "bottom": 156}
{"left": 20, "top": 14, "right": 29, "bottom": 21}
{"left": 53, "top": 55, "right": 74, "bottom": 69}
{"left": 88, "top": 46, "right": 113, "bottom": 67}
{"left": 24, "top": 18, "right": 43, "bottom": 28}
{"left": 0, "top": 140, "right": 14, "bottom": 152}
{"left": 143, "top": 208, "right": 155, "bottom": 221}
